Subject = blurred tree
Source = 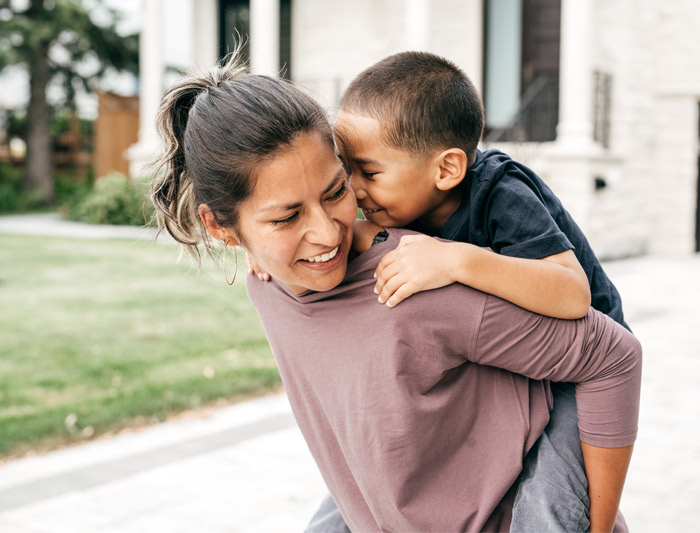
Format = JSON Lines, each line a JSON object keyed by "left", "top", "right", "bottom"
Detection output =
{"left": 0, "top": 0, "right": 138, "bottom": 204}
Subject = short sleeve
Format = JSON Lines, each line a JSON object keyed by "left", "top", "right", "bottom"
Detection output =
{"left": 485, "top": 175, "right": 573, "bottom": 259}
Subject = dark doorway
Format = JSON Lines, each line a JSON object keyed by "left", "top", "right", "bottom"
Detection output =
{"left": 218, "top": 0, "right": 292, "bottom": 77}
{"left": 219, "top": 0, "right": 250, "bottom": 62}
{"left": 280, "top": 0, "right": 292, "bottom": 78}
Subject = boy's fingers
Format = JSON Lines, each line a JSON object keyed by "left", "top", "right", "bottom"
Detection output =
{"left": 377, "top": 273, "right": 405, "bottom": 304}
{"left": 375, "top": 249, "right": 399, "bottom": 277}
{"left": 245, "top": 252, "right": 271, "bottom": 281}
{"left": 385, "top": 283, "right": 416, "bottom": 308}
{"left": 374, "top": 261, "right": 403, "bottom": 294}
{"left": 374, "top": 251, "right": 399, "bottom": 291}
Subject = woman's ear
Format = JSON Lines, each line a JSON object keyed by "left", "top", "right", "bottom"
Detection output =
{"left": 434, "top": 148, "right": 468, "bottom": 192}
{"left": 198, "top": 203, "right": 240, "bottom": 245}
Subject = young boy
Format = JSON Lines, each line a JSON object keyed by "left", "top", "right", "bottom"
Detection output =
{"left": 316, "top": 51, "right": 631, "bottom": 532}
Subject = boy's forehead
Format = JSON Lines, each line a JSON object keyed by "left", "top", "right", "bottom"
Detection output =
{"left": 335, "top": 111, "right": 380, "bottom": 134}
{"left": 334, "top": 112, "right": 383, "bottom": 154}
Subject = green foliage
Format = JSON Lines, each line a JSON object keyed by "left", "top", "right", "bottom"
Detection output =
{"left": 67, "top": 173, "right": 155, "bottom": 226}
{"left": 0, "top": 0, "right": 139, "bottom": 201}
{"left": 0, "top": 162, "right": 93, "bottom": 213}
{"left": 5, "top": 109, "right": 27, "bottom": 138}
{"left": 55, "top": 169, "right": 93, "bottom": 209}
{"left": 51, "top": 109, "right": 94, "bottom": 152}
{"left": 0, "top": 162, "right": 27, "bottom": 212}
{"left": 0, "top": 235, "right": 278, "bottom": 457}
{"left": 0, "top": 0, "right": 139, "bottom": 109}
{"left": 0, "top": 162, "right": 48, "bottom": 212}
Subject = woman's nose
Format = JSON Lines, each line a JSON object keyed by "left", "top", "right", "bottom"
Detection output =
{"left": 306, "top": 206, "right": 340, "bottom": 244}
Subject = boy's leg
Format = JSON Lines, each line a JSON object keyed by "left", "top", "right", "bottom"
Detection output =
{"left": 305, "top": 492, "right": 351, "bottom": 533}
{"left": 510, "top": 382, "right": 590, "bottom": 532}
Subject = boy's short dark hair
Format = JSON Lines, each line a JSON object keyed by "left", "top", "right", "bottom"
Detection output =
{"left": 339, "top": 51, "right": 485, "bottom": 165}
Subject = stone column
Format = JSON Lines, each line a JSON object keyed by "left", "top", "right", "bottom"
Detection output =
{"left": 556, "top": 0, "right": 595, "bottom": 150}
{"left": 545, "top": 0, "right": 600, "bottom": 235}
{"left": 127, "top": 0, "right": 164, "bottom": 178}
{"left": 193, "top": 0, "right": 220, "bottom": 70}
{"left": 404, "top": 0, "right": 431, "bottom": 50}
{"left": 250, "top": 0, "right": 280, "bottom": 76}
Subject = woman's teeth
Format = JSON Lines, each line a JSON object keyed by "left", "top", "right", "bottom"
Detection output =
{"left": 304, "top": 246, "right": 339, "bottom": 263}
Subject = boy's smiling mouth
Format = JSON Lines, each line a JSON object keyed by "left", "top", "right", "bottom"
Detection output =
{"left": 361, "top": 206, "right": 383, "bottom": 215}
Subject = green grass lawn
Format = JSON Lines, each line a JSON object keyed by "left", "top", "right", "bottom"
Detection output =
{"left": 0, "top": 234, "right": 280, "bottom": 458}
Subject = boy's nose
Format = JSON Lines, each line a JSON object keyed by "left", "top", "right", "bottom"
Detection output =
{"left": 352, "top": 183, "right": 368, "bottom": 200}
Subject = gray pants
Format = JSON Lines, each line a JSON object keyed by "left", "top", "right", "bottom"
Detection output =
{"left": 305, "top": 382, "right": 591, "bottom": 532}
{"left": 510, "top": 382, "right": 589, "bottom": 531}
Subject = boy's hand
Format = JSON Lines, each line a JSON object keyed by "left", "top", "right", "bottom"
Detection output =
{"left": 246, "top": 252, "right": 271, "bottom": 281}
{"left": 374, "top": 235, "right": 458, "bottom": 307}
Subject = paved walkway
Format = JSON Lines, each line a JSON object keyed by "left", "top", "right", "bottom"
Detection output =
{"left": 1, "top": 214, "right": 698, "bottom": 532}
{"left": 0, "top": 212, "right": 172, "bottom": 243}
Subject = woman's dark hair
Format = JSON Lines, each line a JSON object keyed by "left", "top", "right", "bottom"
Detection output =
{"left": 151, "top": 51, "right": 333, "bottom": 259}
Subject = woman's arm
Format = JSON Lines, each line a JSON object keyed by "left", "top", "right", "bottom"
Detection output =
{"left": 472, "top": 300, "right": 642, "bottom": 447}
{"left": 470, "top": 298, "right": 642, "bottom": 533}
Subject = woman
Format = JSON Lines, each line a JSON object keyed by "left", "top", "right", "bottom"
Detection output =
{"left": 150, "top": 56, "right": 641, "bottom": 532}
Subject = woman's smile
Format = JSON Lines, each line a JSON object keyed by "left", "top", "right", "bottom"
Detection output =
{"left": 224, "top": 132, "right": 358, "bottom": 294}
{"left": 298, "top": 243, "right": 345, "bottom": 270}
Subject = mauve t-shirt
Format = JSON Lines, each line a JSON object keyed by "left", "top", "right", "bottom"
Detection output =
{"left": 246, "top": 228, "right": 642, "bottom": 532}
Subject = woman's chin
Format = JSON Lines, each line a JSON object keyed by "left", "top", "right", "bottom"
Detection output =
{"left": 283, "top": 271, "right": 346, "bottom": 294}
{"left": 279, "top": 257, "right": 348, "bottom": 294}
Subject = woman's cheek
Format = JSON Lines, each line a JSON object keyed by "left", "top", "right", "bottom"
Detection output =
{"left": 342, "top": 192, "right": 359, "bottom": 223}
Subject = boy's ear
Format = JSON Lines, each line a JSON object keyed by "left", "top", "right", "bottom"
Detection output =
{"left": 434, "top": 148, "right": 468, "bottom": 192}
{"left": 198, "top": 203, "right": 241, "bottom": 246}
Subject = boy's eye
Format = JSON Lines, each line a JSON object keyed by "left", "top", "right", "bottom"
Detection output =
{"left": 361, "top": 170, "right": 377, "bottom": 180}
{"left": 326, "top": 182, "right": 348, "bottom": 201}
{"left": 271, "top": 212, "right": 299, "bottom": 226}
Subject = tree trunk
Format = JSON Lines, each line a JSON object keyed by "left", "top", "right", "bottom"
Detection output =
{"left": 25, "top": 39, "right": 54, "bottom": 205}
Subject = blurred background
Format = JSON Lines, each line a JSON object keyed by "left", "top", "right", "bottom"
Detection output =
{"left": 0, "top": 0, "right": 698, "bottom": 531}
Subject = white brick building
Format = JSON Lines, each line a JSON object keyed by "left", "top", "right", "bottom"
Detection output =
{"left": 133, "top": 0, "right": 700, "bottom": 257}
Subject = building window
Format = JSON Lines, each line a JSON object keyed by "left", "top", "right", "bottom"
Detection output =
{"left": 593, "top": 71, "right": 612, "bottom": 149}
{"left": 483, "top": 0, "right": 560, "bottom": 143}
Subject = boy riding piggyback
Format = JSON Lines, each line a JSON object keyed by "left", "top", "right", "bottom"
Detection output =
{"left": 327, "top": 51, "right": 631, "bottom": 532}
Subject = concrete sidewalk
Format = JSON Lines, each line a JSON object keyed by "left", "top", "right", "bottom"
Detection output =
{"left": 0, "top": 212, "right": 173, "bottom": 243}
{"left": 1, "top": 214, "right": 698, "bottom": 532}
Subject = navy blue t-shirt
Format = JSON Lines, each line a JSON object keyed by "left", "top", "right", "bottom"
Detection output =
{"left": 409, "top": 149, "right": 627, "bottom": 328}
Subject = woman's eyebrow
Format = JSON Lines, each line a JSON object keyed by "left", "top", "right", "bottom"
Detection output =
{"left": 323, "top": 168, "right": 347, "bottom": 194}
{"left": 259, "top": 168, "right": 347, "bottom": 215}
{"left": 259, "top": 201, "right": 302, "bottom": 214}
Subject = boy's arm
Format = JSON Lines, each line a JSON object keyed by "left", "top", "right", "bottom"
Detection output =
{"left": 374, "top": 234, "right": 591, "bottom": 318}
